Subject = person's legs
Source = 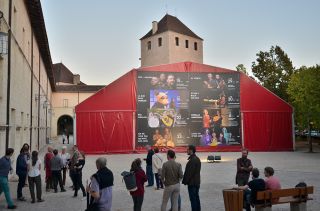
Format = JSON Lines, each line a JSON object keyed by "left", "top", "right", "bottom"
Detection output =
{"left": 146, "top": 165, "right": 154, "bottom": 186}
{"left": 28, "top": 176, "right": 36, "bottom": 202}
{"left": 188, "top": 185, "right": 201, "bottom": 211}
{"left": 73, "top": 173, "right": 79, "bottom": 196}
{"left": 171, "top": 184, "right": 180, "bottom": 211}
{"left": 52, "top": 171, "right": 58, "bottom": 192}
{"left": 78, "top": 172, "right": 86, "bottom": 196}
{"left": 155, "top": 173, "right": 160, "bottom": 189}
{"left": 136, "top": 195, "right": 144, "bottom": 211}
{"left": 244, "top": 189, "right": 251, "bottom": 211}
{"left": 57, "top": 171, "right": 65, "bottom": 191}
{"left": 35, "top": 175, "right": 42, "bottom": 201}
{"left": 17, "top": 173, "right": 26, "bottom": 199}
{"left": 62, "top": 167, "right": 67, "bottom": 186}
{"left": 161, "top": 185, "right": 173, "bottom": 211}
{"left": 0, "top": 176, "right": 15, "bottom": 207}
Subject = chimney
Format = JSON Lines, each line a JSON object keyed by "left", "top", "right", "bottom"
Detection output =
{"left": 73, "top": 74, "right": 80, "bottom": 85}
{"left": 152, "top": 21, "right": 158, "bottom": 34}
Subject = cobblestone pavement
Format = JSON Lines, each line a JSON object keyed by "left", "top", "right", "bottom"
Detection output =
{"left": 0, "top": 139, "right": 319, "bottom": 211}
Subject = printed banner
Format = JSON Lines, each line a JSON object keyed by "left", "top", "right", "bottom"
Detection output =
{"left": 136, "top": 71, "right": 241, "bottom": 147}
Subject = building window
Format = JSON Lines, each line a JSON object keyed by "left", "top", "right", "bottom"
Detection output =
{"left": 194, "top": 42, "right": 198, "bottom": 51}
{"left": 158, "top": 37, "right": 162, "bottom": 47}
{"left": 185, "top": 40, "right": 189, "bottom": 48}
{"left": 175, "top": 37, "right": 179, "bottom": 46}
{"left": 147, "top": 41, "right": 151, "bottom": 50}
{"left": 63, "top": 99, "right": 68, "bottom": 108}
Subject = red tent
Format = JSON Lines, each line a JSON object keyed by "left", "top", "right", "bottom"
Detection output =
{"left": 75, "top": 62, "right": 293, "bottom": 153}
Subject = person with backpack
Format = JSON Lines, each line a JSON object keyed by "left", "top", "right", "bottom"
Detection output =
{"left": 130, "top": 158, "right": 147, "bottom": 211}
{"left": 86, "top": 157, "right": 113, "bottom": 211}
{"left": 152, "top": 147, "right": 163, "bottom": 190}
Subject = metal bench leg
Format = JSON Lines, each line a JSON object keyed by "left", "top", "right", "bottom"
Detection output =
{"left": 255, "top": 207, "right": 272, "bottom": 211}
{"left": 290, "top": 202, "right": 306, "bottom": 211}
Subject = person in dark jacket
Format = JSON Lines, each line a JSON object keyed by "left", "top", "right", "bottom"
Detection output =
{"left": 236, "top": 148, "right": 253, "bottom": 186}
{"left": 16, "top": 143, "right": 30, "bottom": 201}
{"left": 182, "top": 145, "right": 201, "bottom": 211}
{"left": 130, "top": 158, "right": 147, "bottom": 211}
{"left": 144, "top": 145, "right": 154, "bottom": 187}
{"left": 73, "top": 151, "right": 86, "bottom": 197}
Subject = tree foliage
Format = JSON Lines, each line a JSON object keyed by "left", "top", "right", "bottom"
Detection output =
{"left": 287, "top": 65, "right": 320, "bottom": 129}
{"left": 252, "top": 46, "right": 294, "bottom": 102}
{"left": 236, "top": 64, "right": 248, "bottom": 75}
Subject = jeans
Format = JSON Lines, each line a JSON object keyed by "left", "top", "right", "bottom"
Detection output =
{"left": 161, "top": 183, "right": 180, "bottom": 211}
{"left": 17, "top": 173, "right": 27, "bottom": 198}
{"left": 0, "top": 176, "right": 14, "bottom": 207}
{"left": 28, "top": 175, "right": 42, "bottom": 201}
{"left": 72, "top": 172, "right": 85, "bottom": 196}
{"left": 154, "top": 173, "right": 163, "bottom": 189}
{"left": 244, "top": 189, "right": 251, "bottom": 211}
{"left": 132, "top": 195, "right": 144, "bottom": 211}
{"left": 146, "top": 165, "right": 154, "bottom": 186}
{"left": 52, "top": 170, "right": 64, "bottom": 191}
{"left": 188, "top": 185, "right": 201, "bottom": 211}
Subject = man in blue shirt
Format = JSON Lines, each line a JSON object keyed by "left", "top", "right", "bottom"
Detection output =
{"left": 0, "top": 148, "right": 17, "bottom": 209}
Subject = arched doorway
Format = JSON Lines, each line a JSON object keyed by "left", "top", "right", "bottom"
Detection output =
{"left": 57, "top": 115, "right": 73, "bottom": 135}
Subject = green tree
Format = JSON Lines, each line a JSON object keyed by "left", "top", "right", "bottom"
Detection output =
{"left": 236, "top": 64, "right": 248, "bottom": 75}
{"left": 287, "top": 65, "right": 320, "bottom": 152}
{"left": 252, "top": 46, "right": 294, "bottom": 102}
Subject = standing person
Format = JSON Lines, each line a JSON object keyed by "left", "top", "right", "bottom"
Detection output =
{"left": 264, "top": 166, "right": 281, "bottom": 190}
{"left": 161, "top": 150, "right": 183, "bottom": 211}
{"left": 16, "top": 143, "right": 30, "bottom": 201}
{"left": 86, "top": 157, "right": 113, "bottom": 211}
{"left": 152, "top": 147, "right": 163, "bottom": 190}
{"left": 69, "top": 145, "right": 80, "bottom": 190}
{"left": 27, "top": 151, "right": 44, "bottom": 203}
{"left": 130, "top": 158, "right": 147, "bottom": 211}
{"left": 182, "top": 145, "right": 201, "bottom": 211}
{"left": 235, "top": 148, "right": 253, "bottom": 186}
{"left": 60, "top": 146, "right": 70, "bottom": 186}
{"left": 50, "top": 149, "right": 66, "bottom": 193}
{"left": 44, "top": 146, "right": 54, "bottom": 191}
{"left": 0, "top": 148, "right": 17, "bottom": 209}
{"left": 65, "top": 129, "right": 70, "bottom": 144}
{"left": 144, "top": 145, "right": 154, "bottom": 187}
{"left": 73, "top": 152, "right": 86, "bottom": 197}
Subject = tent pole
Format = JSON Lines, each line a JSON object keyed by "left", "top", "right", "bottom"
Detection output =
{"left": 132, "top": 112, "right": 135, "bottom": 152}
{"left": 241, "top": 112, "right": 245, "bottom": 148}
{"left": 73, "top": 113, "right": 76, "bottom": 145}
{"left": 292, "top": 112, "right": 295, "bottom": 151}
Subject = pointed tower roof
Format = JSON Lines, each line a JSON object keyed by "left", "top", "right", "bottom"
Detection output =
{"left": 140, "top": 14, "right": 203, "bottom": 40}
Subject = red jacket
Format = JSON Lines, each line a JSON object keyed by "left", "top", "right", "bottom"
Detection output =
{"left": 130, "top": 168, "right": 147, "bottom": 196}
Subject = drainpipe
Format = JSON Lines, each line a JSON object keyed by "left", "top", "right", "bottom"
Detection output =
{"left": 37, "top": 54, "right": 40, "bottom": 150}
{"left": 30, "top": 30, "right": 33, "bottom": 150}
{"left": 5, "top": 0, "right": 12, "bottom": 150}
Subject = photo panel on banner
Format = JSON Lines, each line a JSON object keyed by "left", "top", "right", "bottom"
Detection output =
{"left": 136, "top": 71, "right": 241, "bottom": 148}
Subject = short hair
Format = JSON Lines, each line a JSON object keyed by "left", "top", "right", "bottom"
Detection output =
{"left": 242, "top": 148, "right": 249, "bottom": 154}
{"left": 188, "top": 145, "right": 196, "bottom": 154}
{"left": 154, "top": 147, "right": 159, "bottom": 153}
{"left": 167, "top": 150, "right": 175, "bottom": 159}
{"left": 5, "top": 148, "right": 14, "bottom": 156}
{"left": 96, "top": 157, "right": 107, "bottom": 168}
{"left": 62, "top": 146, "right": 67, "bottom": 149}
{"left": 264, "top": 166, "right": 274, "bottom": 176}
{"left": 73, "top": 145, "right": 78, "bottom": 149}
{"left": 53, "top": 149, "right": 58, "bottom": 155}
{"left": 252, "top": 168, "right": 259, "bottom": 178}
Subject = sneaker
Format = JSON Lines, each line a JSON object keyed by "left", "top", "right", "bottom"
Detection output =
{"left": 37, "top": 199, "right": 45, "bottom": 203}
{"left": 7, "top": 205, "right": 17, "bottom": 209}
{"left": 18, "top": 197, "right": 26, "bottom": 201}
{"left": 73, "top": 194, "right": 77, "bottom": 197}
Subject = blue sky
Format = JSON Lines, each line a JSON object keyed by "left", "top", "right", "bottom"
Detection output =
{"left": 42, "top": 0, "right": 320, "bottom": 85}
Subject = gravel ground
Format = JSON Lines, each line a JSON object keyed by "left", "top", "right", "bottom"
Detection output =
{"left": 0, "top": 138, "right": 319, "bottom": 211}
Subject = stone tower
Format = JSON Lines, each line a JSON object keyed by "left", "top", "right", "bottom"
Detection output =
{"left": 140, "top": 14, "right": 203, "bottom": 67}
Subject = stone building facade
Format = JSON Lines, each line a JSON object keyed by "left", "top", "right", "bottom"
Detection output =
{"left": 0, "top": 0, "right": 54, "bottom": 156}
{"left": 140, "top": 14, "right": 203, "bottom": 67}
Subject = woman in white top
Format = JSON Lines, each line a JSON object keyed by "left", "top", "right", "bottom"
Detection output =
{"left": 60, "top": 146, "right": 70, "bottom": 186}
{"left": 27, "top": 151, "right": 44, "bottom": 203}
{"left": 152, "top": 147, "right": 164, "bottom": 189}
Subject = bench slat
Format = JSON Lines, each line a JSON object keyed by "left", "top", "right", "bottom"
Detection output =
{"left": 256, "top": 186, "right": 313, "bottom": 200}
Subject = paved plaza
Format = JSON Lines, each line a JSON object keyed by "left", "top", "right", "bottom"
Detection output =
{"left": 1, "top": 140, "right": 319, "bottom": 210}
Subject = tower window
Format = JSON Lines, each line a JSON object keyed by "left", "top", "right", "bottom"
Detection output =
{"left": 175, "top": 37, "right": 179, "bottom": 46}
{"left": 194, "top": 42, "right": 198, "bottom": 51}
{"left": 147, "top": 41, "right": 151, "bottom": 50}
{"left": 185, "top": 40, "right": 189, "bottom": 48}
{"left": 158, "top": 37, "right": 162, "bottom": 47}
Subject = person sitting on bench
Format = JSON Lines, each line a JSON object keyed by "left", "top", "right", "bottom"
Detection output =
{"left": 236, "top": 168, "right": 266, "bottom": 211}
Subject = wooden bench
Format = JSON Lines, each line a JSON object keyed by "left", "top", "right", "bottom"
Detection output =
{"left": 254, "top": 186, "right": 314, "bottom": 211}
